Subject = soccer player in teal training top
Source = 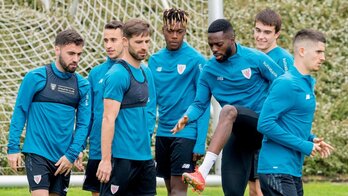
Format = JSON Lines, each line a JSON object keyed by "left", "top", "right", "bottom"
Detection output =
{"left": 172, "top": 19, "right": 284, "bottom": 195}
{"left": 96, "top": 19, "right": 156, "bottom": 195}
{"left": 254, "top": 8, "right": 294, "bottom": 72}
{"left": 148, "top": 8, "right": 210, "bottom": 196}
{"left": 82, "top": 20, "right": 124, "bottom": 196}
{"left": 82, "top": 20, "right": 156, "bottom": 196}
{"left": 250, "top": 8, "right": 295, "bottom": 196}
{"left": 7, "top": 28, "right": 91, "bottom": 196}
{"left": 257, "top": 29, "right": 334, "bottom": 196}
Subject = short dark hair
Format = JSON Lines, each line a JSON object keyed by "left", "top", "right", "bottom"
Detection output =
{"left": 208, "top": 19, "right": 235, "bottom": 37}
{"left": 255, "top": 8, "right": 282, "bottom": 33}
{"left": 293, "top": 29, "right": 326, "bottom": 45}
{"left": 163, "top": 8, "right": 189, "bottom": 30}
{"left": 123, "top": 19, "right": 151, "bottom": 39}
{"left": 104, "top": 20, "right": 124, "bottom": 30}
{"left": 55, "top": 28, "right": 84, "bottom": 46}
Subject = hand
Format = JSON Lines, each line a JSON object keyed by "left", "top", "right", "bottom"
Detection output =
{"left": 171, "top": 116, "right": 188, "bottom": 134}
{"left": 7, "top": 153, "right": 22, "bottom": 172}
{"left": 313, "top": 138, "right": 334, "bottom": 158}
{"left": 54, "top": 155, "right": 73, "bottom": 176}
{"left": 74, "top": 152, "right": 84, "bottom": 171}
{"left": 311, "top": 143, "right": 321, "bottom": 157}
{"left": 96, "top": 160, "right": 112, "bottom": 183}
{"left": 192, "top": 153, "right": 204, "bottom": 162}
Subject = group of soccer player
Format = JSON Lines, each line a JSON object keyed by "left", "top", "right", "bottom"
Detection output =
{"left": 7, "top": 7, "right": 334, "bottom": 196}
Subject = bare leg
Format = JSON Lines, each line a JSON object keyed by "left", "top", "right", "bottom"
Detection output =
{"left": 249, "top": 180, "right": 263, "bottom": 196}
{"left": 207, "top": 105, "right": 238, "bottom": 154}
{"left": 170, "top": 176, "right": 188, "bottom": 196}
{"left": 31, "top": 189, "right": 49, "bottom": 196}
{"left": 164, "top": 178, "right": 171, "bottom": 196}
{"left": 92, "top": 191, "right": 100, "bottom": 196}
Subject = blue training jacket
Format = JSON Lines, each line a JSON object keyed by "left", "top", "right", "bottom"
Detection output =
{"left": 267, "top": 46, "right": 294, "bottom": 72}
{"left": 186, "top": 43, "right": 284, "bottom": 121}
{"left": 148, "top": 41, "right": 210, "bottom": 154}
{"left": 257, "top": 67, "right": 316, "bottom": 177}
{"left": 7, "top": 62, "right": 91, "bottom": 163}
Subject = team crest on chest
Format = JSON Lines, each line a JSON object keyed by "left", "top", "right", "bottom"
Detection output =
{"left": 111, "top": 184, "right": 119, "bottom": 194}
{"left": 177, "top": 64, "right": 186, "bottom": 75}
{"left": 34, "top": 175, "right": 42, "bottom": 184}
{"left": 50, "top": 83, "right": 57, "bottom": 90}
{"left": 241, "top": 68, "right": 252, "bottom": 79}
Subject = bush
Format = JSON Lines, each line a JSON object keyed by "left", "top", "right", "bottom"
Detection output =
{"left": 223, "top": 0, "right": 348, "bottom": 177}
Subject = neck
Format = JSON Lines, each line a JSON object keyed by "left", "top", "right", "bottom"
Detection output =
{"left": 263, "top": 43, "right": 277, "bottom": 54}
{"left": 122, "top": 52, "right": 141, "bottom": 68}
{"left": 55, "top": 61, "right": 66, "bottom": 73}
{"left": 294, "top": 59, "right": 310, "bottom": 75}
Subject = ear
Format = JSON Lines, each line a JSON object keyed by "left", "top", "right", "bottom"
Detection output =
{"left": 54, "top": 46, "right": 60, "bottom": 56}
{"left": 275, "top": 31, "right": 280, "bottom": 39}
{"left": 298, "top": 47, "right": 305, "bottom": 57}
{"left": 122, "top": 37, "right": 128, "bottom": 47}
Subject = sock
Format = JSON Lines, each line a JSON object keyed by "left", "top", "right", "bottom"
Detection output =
{"left": 198, "top": 151, "right": 218, "bottom": 179}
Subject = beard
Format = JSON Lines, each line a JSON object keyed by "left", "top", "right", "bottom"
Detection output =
{"left": 128, "top": 45, "right": 146, "bottom": 61}
{"left": 59, "top": 55, "right": 76, "bottom": 73}
{"left": 216, "top": 45, "right": 233, "bottom": 63}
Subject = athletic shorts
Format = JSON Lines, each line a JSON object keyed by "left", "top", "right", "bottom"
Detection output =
{"left": 155, "top": 136, "right": 196, "bottom": 179}
{"left": 100, "top": 158, "right": 156, "bottom": 196}
{"left": 83, "top": 159, "right": 101, "bottom": 193}
{"left": 25, "top": 153, "right": 70, "bottom": 196}
{"left": 259, "top": 174, "right": 303, "bottom": 196}
{"left": 232, "top": 105, "right": 262, "bottom": 151}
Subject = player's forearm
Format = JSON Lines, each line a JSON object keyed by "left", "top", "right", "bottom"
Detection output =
{"left": 101, "top": 118, "right": 115, "bottom": 161}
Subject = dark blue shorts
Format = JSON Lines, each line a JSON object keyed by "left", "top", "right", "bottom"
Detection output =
{"left": 83, "top": 159, "right": 101, "bottom": 193}
{"left": 25, "top": 153, "right": 70, "bottom": 196}
{"left": 259, "top": 174, "right": 303, "bottom": 196}
{"left": 155, "top": 136, "right": 196, "bottom": 179}
{"left": 100, "top": 158, "right": 156, "bottom": 196}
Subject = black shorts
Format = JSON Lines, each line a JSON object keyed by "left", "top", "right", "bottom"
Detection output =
{"left": 100, "top": 158, "right": 156, "bottom": 196}
{"left": 25, "top": 153, "right": 70, "bottom": 196}
{"left": 221, "top": 106, "right": 261, "bottom": 196}
{"left": 83, "top": 159, "right": 101, "bottom": 193}
{"left": 155, "top": 136, "right": 196, "bottom": 179}
{"left": 232, "top": 105, "right": 262, "bottom": 151}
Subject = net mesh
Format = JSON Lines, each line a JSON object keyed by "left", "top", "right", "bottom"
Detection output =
{"left": 0, "top": 0, "right": 209, "bottom": 174}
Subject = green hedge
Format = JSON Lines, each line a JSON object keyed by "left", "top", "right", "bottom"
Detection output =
{"left": 223, "top": 0, "right": 348, "bottom": 177}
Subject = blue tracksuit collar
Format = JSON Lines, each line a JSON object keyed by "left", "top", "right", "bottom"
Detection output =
{"left": 51, "top": 61, "right": 73, "bottom": 79}
{"left": 165, "top": 41, "right": 188, "bottom": 54}
{"left": 106, "top": 56, "right": 117, "bottom": 67}
{"left": 291, "top": 65, "right": 316, "bottom": 90}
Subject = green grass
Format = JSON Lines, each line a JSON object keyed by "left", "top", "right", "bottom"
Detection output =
{"left": 0, "top": 182, "right": 347, "bottom": 196}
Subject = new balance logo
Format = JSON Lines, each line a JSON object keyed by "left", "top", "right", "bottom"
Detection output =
{"left": 306, "top": 94, "right": 310, "bottom": 100}
{"left": 99, "top": 79, "right": 103, "bottom": 84}
{"left": 156, "top": 67, "right": 162, "bottom": 72}
{"left": 182, "top": 164, "right": 191, "bottom": 169}
{"left": 217, "top": 76, "right": 224, "bottom": 81}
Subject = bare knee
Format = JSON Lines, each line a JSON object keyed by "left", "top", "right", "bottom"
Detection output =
{"left": 220, "top": 105, "right": 238, "bottom": 122}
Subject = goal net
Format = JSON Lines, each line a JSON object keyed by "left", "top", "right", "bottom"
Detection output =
{"left": 0, "top": 0, "right": 210, "bottom": 174}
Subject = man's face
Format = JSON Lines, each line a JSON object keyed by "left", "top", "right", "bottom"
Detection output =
{"left": 55, "top": 43, "right": 83, "bottom": 73}
{"left": 254, "top": 21, "right": 279, "bottom": 53}
{"left": 103, "top": 28, "right": 124, "bottom": 60}
{"left": 128, "top": 34, "right": 151, "bottom": 61}
{"left": 208, "top": 31, "right": 234, "bottom": 62}
{"left": 163, "top": 22, "right": 186, "bottom": 51}
{"left": 303, "top": 41, "right": 326, "bottom": 72}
